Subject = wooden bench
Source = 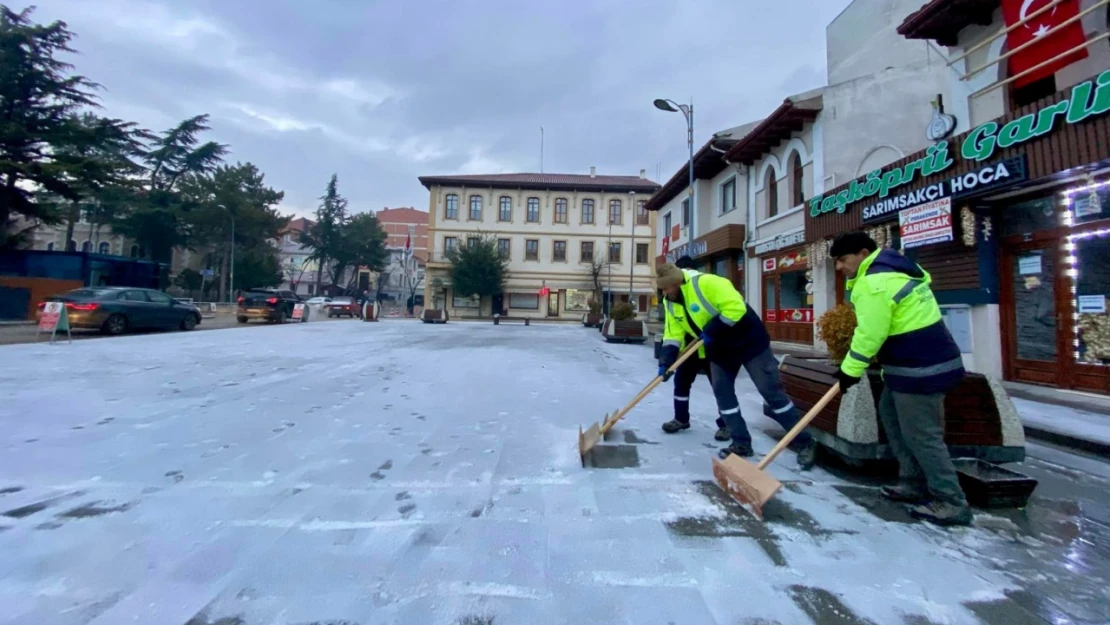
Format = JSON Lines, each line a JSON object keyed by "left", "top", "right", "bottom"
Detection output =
{"left": 493, "top": 315, "right": 530, "bottom": 326}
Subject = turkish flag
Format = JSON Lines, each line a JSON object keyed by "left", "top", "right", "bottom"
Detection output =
{"left": 661, "top": 235, "right": 670, "bottom": 258}
{"left": 1002, "top": 0, "right": 1088, "bottom": 89}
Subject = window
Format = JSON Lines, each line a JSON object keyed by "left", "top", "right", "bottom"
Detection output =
{"left": 453, "top": 294, "right": 479, "bottom": 308}
{"left": 682, "top": 199, "right": 690, "bottom": 226}
{"left": 664, "top": 212, "right": 672, "bottom": 235}
{"left": 636, "top": 200, "right": 649, "bottom": 226}
{"left": 609, "top": 242, "right": 622, "bottom": 263}
{"left": 499, "top": 196, "right": 512, "bottom": 221}
{"left": 635, "top": 243, "right": 649, "bottom": 264}
{"left": 497, "top": 238, "right": 511, "bottom": 259}
{"left": 509, "top": 292, "right": 540, "bottom": 309}
{"left": 791, "top": 153, "right": 804, "bottom": 207}
{"left": 146, "top": 290, "right": 174, "bottom": 305}
{"left": 767, "top": 169, "right": 778, "bottom": 218}
{"left": 580, "top": 241, "right": 594, "bottom": 262}
{"left": 609, "top": 199, "right": 622, "bottom": 225}
{"left": 721, "top": 178, "right": 736, "bottom": 214}
{"left": 555, "top": 198, "right": 568, "bottom": 223}
{"left": 46, "top": 242, "right": 54, "bottom": 251}
{"left": 581, "top": 199, "right": 595, "bottom": 224}
{"left": 469, "top": 195, "right": 482, "bottom": 220}
{"left": 444, "top": 236, "right": 458, "bottom": 256}
{"left": 80, "top": 240, "right": 91, "bottom": 252}
{"left": 445, "top": 194, "right": 458, "bottom": 219}
{"left": 67, "top": 240, "right": 77, "bottom": 252}
{"left": 118, "top": 290, "right": 149, "bottom": 302}
{"left": 527, "top": 197, "right": 540, "bottom": 223}
{"left": 553, "top": 240, "right": 567, "bottom": 262}
{"left": 129, "top": 244, "right": 139, "bottom": 257}
{"left": 565, "top": 289, "right": 591, "bottom": 312}
{"left": 467, "top": 236, "right": 480, "bottom": 249}
{"left": 525, "top": 239, "right": 539, "bottom": 261}
{"left": 98, "top": 242, "right": 110, "bottom": 254}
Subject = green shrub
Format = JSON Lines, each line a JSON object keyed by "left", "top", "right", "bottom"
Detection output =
{"left": 609, "top": 303, "right": 636, "bottom": 321}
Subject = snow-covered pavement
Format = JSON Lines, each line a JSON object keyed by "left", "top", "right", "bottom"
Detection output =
{"left": 0, "top": 321, "right": 1107, "bottom": 625}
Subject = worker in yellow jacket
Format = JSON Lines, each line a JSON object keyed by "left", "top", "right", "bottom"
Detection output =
{"left": 656, "top": 262, "right": 817, "bottom": 469}
{"left": 831, "top": 231, "right": 970, "bottom": 526}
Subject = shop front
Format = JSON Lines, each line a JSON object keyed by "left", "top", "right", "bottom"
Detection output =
{"left": 750, "top": 230, "right": 814, "bottom": 344}
{"left": 805, "top": 70, "right": 1110, "bottom": 392}
{"left": 687, "top": 224, "right": 747, "bottom": 295}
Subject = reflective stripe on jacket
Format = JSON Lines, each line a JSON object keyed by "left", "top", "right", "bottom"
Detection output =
{"left": 660, "top": 269, "right": 770, "bottom": 368}
{"left": 841, "top": 248, "right": 964, "bottom": 394}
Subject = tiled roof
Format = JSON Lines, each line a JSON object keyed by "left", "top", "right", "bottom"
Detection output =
{"left": 722, "top": 88, "right": 824, "bottom": 165}
{"left": 896, "top": 0, "right": 999, "bottom": 45}
{"left": 643, "top": 121, "right": 764, "bottom": 212}
{"left": 418, "top": 172, "right": 660, "bottom": 192}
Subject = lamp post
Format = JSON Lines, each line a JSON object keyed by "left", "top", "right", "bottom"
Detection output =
{"left": 628, "top": 191, "right": 636, "bottom": 306}
{"left": 218, "top": 204, "right": 235, "bottom": 303}
{"left": 606, "top": 210, "right": 613, "bottom": 315}
{"left": 653, "top": 97, "right": 695, "bottom": 255}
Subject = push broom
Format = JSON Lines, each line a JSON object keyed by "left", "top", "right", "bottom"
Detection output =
{"left": 712, "top": 383, "right": 841, "bottom": 520}
{"left": 578, "top": 339, "right": 704, "bottom": 464}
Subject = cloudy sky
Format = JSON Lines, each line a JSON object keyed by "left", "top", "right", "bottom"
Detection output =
{"left": 25, "top": 0, "right": 853, "bottom": 217}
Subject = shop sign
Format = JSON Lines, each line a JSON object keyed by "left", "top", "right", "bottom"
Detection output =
{"left": 667, "top": 239, "right": 707, "bottom": 262}
{"left": 778, "top": 249, "right": 808, "bottom": 269}
{"left": 811, "top": 69, "right": 1110, "bottom": 219}
{"left": 762, "top": 257, "right": 777, "bottom": 273}
{"left": 1078, "top": 295, "right": 1107, "bottom": 314}
{"left": 899, "top": 198, "right": 954, "bottom": 250}
{"left": 764, "top": 310, "right": 778, "bottom": 322}
{"left": 861, "top": 156, "right": 1027, "bottom": 223}
{"left": 752, "top": 230, "right": 805, "bottom": 254}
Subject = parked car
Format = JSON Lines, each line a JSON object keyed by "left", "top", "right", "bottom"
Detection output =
{"left": 35, "top": 287, "right": 202, "bottom": 335}
{"left": 327, "top": 296, "right": 362, "bottom": 318}
{"left": 237, "top": 289, "right": 301, "bottom": 324}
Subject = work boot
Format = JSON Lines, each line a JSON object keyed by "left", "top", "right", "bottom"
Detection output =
{"left": 795, "top": 439, "right": 818, "bottom": 471}
{"left": 714, "top": 427, "right": 731, "bottom": 442}
{"left": 880, "top": 484, "right": 930, "bottom": 504}
{"left": 910, "top": 500, "right": 973, "bottom": 527}
{"left": 718, "top": 442, "right": 754, "bottom": 460}
{"left": 661, "top": 419, "right": 690, "bottom": 434}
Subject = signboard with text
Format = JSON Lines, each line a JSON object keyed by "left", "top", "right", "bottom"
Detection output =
{"left": 37, "top": 301, "right": 72, "bottom": 344}
{"left": 899, "top": 198, "right": 954, "bottom": 249}
{"left": 292, "top": 303, "right": 305, "bottom": 320}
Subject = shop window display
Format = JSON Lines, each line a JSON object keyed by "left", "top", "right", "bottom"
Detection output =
{"left": 1071, "top": 230, "right": 1110, "bottom": 366}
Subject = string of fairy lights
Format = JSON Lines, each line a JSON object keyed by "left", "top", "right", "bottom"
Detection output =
{"left": 1062, "top": 176, "right": 1110, "bottom": 366}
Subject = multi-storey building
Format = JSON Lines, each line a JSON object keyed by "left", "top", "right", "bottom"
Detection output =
{"left": 418, "top": 170, "right": 660, "bottom": 320}
{"left": 276, "top": 217, "right": 320, "bottom": 296}
{"left": 373, "top": 207, "right": 428, "bottom": 303}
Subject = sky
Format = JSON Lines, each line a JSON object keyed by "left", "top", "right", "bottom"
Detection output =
{"left": 23, "top": 0, "right": 855, "bottom": 218}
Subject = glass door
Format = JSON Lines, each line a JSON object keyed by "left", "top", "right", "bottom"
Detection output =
{"left": 1001, "top": 239, "right": 1063, "bottom": 386}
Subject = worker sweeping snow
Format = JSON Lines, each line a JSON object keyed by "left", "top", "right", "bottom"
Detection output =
{"left": 655, "top": 262, "right": 817, "bottom": 470}
{"left": 830, "top": 231, "right": 971, "bottom": 526}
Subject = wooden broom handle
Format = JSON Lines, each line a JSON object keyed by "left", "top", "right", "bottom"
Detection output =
{"left": 599, "top": 339, "right": 705, "bottom": 434}
{"left": 756, "top": 383, "right": 840, "bottom": 470}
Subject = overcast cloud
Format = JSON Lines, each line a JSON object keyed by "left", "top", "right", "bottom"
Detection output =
{"left": 23, "top": 0, "right": 853, "bottom": 216}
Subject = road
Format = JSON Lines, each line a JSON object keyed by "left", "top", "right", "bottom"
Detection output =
{"left": 0, "top": 322, "right": 1107, "bottom": 625}
{"left": 0, "top": 314, "right": 349, "bottom": 345}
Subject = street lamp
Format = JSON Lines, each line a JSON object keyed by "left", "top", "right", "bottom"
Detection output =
{"left": 218, "top": 204, "right": 234, "bottom": 303}
{"left": 628, "top": 191, "right": 636, "bottom": 305}
{"left": 653, "top": 97, "right": 695, "bottom": 255}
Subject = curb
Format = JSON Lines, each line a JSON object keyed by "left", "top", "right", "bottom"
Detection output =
{"left": 1023, "top": 425, "right": 1110, "bottom": 460}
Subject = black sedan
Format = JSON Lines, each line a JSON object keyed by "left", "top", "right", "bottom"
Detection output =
{"left": 36, "top": 287, "right": 203, "bottom": 335}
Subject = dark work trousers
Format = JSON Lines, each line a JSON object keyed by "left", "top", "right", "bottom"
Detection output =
{"left": 878, "top": 387, "right": 968, "bottom": 506}
{"left": 710, "top": 347, "right": 812, "bottom": 449}
{"left": 672, "top": 356, "right": 727, "bottom": 428}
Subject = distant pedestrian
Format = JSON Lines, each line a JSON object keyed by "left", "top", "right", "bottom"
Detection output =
{"left": 830, "top": 231, "right": 971, "bottom": 526}
{"left": 656, "top": 262, "right": 817, "bottom": 470}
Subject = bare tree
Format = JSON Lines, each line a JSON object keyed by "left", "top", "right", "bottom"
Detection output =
{"left": 284, "top": 259, "right": 308, "bottom": 294}
{"left": 406, "top": 268, "right": 425, "bottom": 312}
{"left": 374, "top": 265, "right": 394, "bottom": 302}
{"left": 583, "top": 253, "right": 609, "bottom": 305}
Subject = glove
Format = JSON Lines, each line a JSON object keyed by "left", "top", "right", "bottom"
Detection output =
{"left": 699, "top": 315, "right": 727, "bottom": 345}
{"left": 657, "top": 364, "right": 673, "bottom": 382}
{"left": 835, "top": 369, "right": 861, "bottom": 392}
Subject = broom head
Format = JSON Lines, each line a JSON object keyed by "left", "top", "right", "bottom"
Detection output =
{"left": 711, "top": 454, "right": 783, "bottom": 521}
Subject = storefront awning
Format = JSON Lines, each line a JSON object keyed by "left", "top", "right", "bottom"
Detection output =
{"left": 897, "top": 0, "right": 999, "bottom": 46}
{"left": 723, "top": 90, "right": 823, "bottom": 166}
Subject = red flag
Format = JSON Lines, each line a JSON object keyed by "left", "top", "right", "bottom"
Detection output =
{"left": 1002, "top": 0, "right": 1088, "bottom": 89}
{"left": 661, "top": 234, "right": 670, "bottom": 258}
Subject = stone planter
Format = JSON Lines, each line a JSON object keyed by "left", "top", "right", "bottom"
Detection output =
{"left": 421, "top": 309, "right": 448, "bottom": 324}
{"left": 582, "top": 313, "right": 604, "bottom": 328}
{"left": 362, "top": 301, "right": 381, "bottom": 322}
{"left": 601, "top": 319, "right": 648, "bottom": 344}
{"left": 778, "top": 356, "right": 1026, "bottom": 465}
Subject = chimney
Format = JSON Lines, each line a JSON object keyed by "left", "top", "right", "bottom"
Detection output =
{"left": 639, "top": 169, "right": 646, "bottom": 179}
{"left": 590, "top": 166, "right": 596, "bottom": 178}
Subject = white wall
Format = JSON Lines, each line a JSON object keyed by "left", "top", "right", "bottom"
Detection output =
{"left": 827, "top": 0, "right": 950, "bottom": 85}
{"left": 705, "top": 164, "right": 749, "bottom": 233}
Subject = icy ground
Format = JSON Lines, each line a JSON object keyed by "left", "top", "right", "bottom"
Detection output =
{"left": 0, "top": 322, "right": 1107, "bottom": 625}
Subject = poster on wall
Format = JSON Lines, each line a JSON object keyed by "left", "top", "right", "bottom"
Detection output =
{"left": 778, "top": 309, "right": 814, "bottom": 323}
{"left": 1078, "top": 295, "right": 1107, "bottom": 314}
{"left": 778, "top": 250, "right": 808, "bottom": 269}
{"left": 1018, "top": 253, "right": 1042, "bottom": 275}
{"left": 899, "top": 198, "right": 953, "bottom": 249}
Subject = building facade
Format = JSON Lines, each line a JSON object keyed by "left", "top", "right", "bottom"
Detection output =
{"left": 374, "top": 207, "right": 428, "bottom": 304}
{"left": 805, "top": 0, "right": 1110, "bottom": 393}
{"left": 418, "top": 171, "right": 660, "bottom": 320}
